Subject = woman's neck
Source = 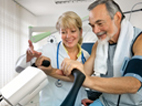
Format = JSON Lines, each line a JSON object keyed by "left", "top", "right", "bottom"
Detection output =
{"left": 65, "top": 45, "right": 79, "bottom": 60}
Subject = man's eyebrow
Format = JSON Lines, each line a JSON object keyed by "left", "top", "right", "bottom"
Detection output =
{"left": 95, "top": 20, "right": 103, "bottom": 23}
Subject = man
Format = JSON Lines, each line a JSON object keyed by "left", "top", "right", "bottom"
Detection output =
{"left": 60, "top": 0, "right": 142, "bottom": 106}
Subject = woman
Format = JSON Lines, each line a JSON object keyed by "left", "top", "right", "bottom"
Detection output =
{"left": 15, "top": 11, "right": 90, "bottom": 106}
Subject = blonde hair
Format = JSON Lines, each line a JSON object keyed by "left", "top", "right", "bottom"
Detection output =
{"left": 56, "top": 11, "right": 83, "bottom": 45}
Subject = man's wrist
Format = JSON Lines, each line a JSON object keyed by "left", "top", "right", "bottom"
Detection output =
{"left": 83, "top": 75, "right": 91, "bottom": 88}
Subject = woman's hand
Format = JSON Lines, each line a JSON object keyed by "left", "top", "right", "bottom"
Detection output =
{"left": 81, "top": 98, "right": 94, "bottom": 106}
{"left": 26, "top": 40, "right": 42, "bottom": 62}
{"left": 35, "top": 56, "right": 53, "bottom": 75}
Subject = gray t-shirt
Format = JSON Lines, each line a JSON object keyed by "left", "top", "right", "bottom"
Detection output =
{"left": 100, "top": 27, "right": 142, "bottom": 106}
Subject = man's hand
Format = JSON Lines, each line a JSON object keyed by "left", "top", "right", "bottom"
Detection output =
{"left": 61, "top": 58, "right": 86, "bottom": 76}
{"left": 26, "top": 40, "right": 42, "bottom": 62}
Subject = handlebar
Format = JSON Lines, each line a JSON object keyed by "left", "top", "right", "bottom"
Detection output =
{"left": 60, "top": 68, "right": 86, "bottom": 106}
{"left": 31, "top": 60, "right": 50, "bottom": 67}
{"left": 32, "top": 60, "right": 85, "bottom": 106}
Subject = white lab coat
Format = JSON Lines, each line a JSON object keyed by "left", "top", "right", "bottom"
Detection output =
{"left": 15, "top": 42, "right": 90, "bottom": 106}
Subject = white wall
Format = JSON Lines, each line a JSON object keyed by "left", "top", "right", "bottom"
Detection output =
{"left": 37, "top": 15, "right": 59, "bottom": 27}
{"left": 0, "top": 0, "right": 39, "bottom": 106}
{"left": 116, "top": 0, "right": 142, "bottom": 29}
{"left": 36, "top": 1, "right": 142, "bottom": 30}
{"left": 36, "top": 15, "right": 97, "bottom": 44}
{"left": 126, "top": 11, "right": 142, "bottom": 29}
{"left": 35, "top": 2, "right": 142, "bottom": 46}
{"left": 37, "top": 14, "right": 142, "bottom": 30}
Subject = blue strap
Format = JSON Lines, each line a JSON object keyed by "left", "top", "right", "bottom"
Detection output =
{"left": 56, "top": 41, "right": 62, "bottom": 84}
{"left": 81, "top": 51, "right": 86, "bottom": 64}
{"left": 57, "top": 41, "right": 61, "bottom": 69}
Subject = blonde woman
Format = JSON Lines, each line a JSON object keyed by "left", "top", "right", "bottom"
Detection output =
{"left": 15, "top": 11, "right": 90, "bottom": 106}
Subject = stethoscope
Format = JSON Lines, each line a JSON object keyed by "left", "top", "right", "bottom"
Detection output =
{"left": 55, "top": 41, "right": 86, "bottom": 87}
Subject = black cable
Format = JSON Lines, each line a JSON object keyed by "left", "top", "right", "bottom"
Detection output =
{"left": 116, "top": 95, "right": 121, "bottom": 106}
{"left": 123, "top": 8, "right": 142, "bottom": 14}
{"left": 0, "top": 96, "right": 3, "bottom": 102}
{"left": 128, "top": 2, "right": 142, "bottom": 21}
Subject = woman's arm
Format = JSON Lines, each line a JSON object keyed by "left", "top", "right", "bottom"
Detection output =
{"left": 35, "top": 55, "right": 74, "bottom": 82}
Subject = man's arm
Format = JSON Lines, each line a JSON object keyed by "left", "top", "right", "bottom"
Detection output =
{"left": 132, "top": 33, "right": 142, "bottom": 56}
{"left": 83, "top": 34, "right": 142, "bottom": 94}
{"left": 84, "top": 42, "right": 98, "bottom": 76}
{"left": 84, "top": 75, "right": 141, "bottom": 94}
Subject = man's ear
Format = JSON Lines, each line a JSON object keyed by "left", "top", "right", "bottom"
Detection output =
{"left": 114, "top": 12, "right": 122, "bottom": 23}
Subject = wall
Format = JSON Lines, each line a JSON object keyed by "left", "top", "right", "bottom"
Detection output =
{"left": 0, "top": 0, "right": 38, "bottom": 106}
{"left": 36, "top": 7, "right": 142, "bottom": 46}
{"left": 36, "top": 15, "right": 98, "bottom": 45}
{"left": 37, "top": 1, "right": 142, "bottom": 29}
{"left": 116, "top": 0, "right": 142, "bottom": 29}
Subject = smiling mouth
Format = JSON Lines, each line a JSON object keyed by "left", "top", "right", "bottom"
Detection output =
{"left": 97, "top": 31, "right": 107, "bottom": 36}
{"left": 67, "top": 39, "right": 74, "bottom": 43}
{"left": 98, "top": 33, "right": 107, "bottom": 40}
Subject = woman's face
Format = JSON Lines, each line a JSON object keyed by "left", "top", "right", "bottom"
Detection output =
{"left": 60, "top": 27, "right": 81, "bottom": 49}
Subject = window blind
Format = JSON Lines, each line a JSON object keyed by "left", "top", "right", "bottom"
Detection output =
{"left": 0, "top": 0, "right": 37, "bottom": 88}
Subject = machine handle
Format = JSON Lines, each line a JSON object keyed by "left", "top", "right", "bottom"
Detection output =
{"left": 60, "top": 69, "right": 86, "bottom": 106}
{"left": 31, "top": 60, "right": 50, "bottom": 67}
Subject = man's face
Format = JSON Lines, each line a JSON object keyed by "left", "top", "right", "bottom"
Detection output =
{"left": 89, "top": 4, "right": 118, "bottom": 44}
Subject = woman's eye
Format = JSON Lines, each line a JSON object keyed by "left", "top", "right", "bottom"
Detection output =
{"left": 71, "top": 30, "right": 76, "bottom": 33}
{"left": 61, "top": 32, "right": 66, "bottom": 34}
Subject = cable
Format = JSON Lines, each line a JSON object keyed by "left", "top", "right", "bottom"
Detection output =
{"left": 123, "top": 8, "right": 142, "bottom": 14}
{"left": 0, "top": 96, "right": 3, "bottom": 102}
{"left": 129, "top": 2, "right": 142, "bottom": 21}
